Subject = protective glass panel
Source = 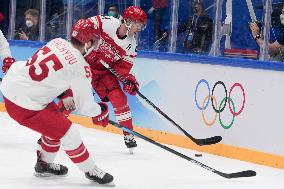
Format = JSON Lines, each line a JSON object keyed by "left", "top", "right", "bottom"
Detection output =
{"left": 0, "top": 1, "right": 10, "bottom": 37}
{"left": 104, "top": 0, "right": 133, "bottom": 18}
{"left": 268, "top": 1, "right": 284, "bottom": 62}
{"left": 219, "top": 0, "right": 265, "bottom": 60}
{"left": 139, "top": 0, "right": 171, "bottom": 51}
{"left": 45, "top": 1, "right": 67, "bottom": 41}
{"left": 72, "top": 0, "right": 99, "bottom": 23}
{"left": 175, "top": 0, "right": 215, "bottom": 55}
{"left": 14, "top": 0, "right": 40, "bottom": 41}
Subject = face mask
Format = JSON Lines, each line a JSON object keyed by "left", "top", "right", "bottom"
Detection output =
{"left": 280, "top": 14, "right": 284, "bottom": 25}
{"left": 108, "top": 11, "right": 118, "bottom": 18}
{"left": 125, "top": 20, "right": 133, "bottom": 36}
{"left": 26, "top": 20, "right": 33, "bottom": 28}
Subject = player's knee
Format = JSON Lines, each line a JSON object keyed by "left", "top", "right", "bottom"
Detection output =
{"left": 60, "top": 124, "right": 82, "bottom": 150}
{"left": 108, "top": 89, "right": 127, "bottom": 106}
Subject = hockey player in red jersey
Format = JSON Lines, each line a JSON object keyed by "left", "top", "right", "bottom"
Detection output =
{"left": 59, "top": 6, "right": 147, "bottom": 153}
{"left": 84, "top": 6, "right": 147, "bottom": 153}
{"left": 1, "top": 19, "right": 114, "bottom": 185}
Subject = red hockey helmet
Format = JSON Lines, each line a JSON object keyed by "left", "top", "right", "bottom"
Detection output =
{"left": 123, "top": 6, "right": 147, "bottom": 26}
{"left": 71, "top": 18, "right": 100, "bottom": 44}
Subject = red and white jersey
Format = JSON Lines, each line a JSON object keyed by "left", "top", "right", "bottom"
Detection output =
{"left": 0, "top": 38, "right": 101, "bottom": 117}
{"left": 0, "top": 30, "right": 12, "bottom": 61}
{"left": 85, "top": 15, "right": 137, "bottom": 76}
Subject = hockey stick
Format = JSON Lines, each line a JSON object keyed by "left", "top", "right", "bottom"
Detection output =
{"left": 109, "top": 120, "right": 256, "bottom": 179}
{"left": 100, "top": 60, "right": 222, "bottom": 146}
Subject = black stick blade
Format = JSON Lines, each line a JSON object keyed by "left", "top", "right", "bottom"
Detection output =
{"left": 226, "top": 170, "right": 256, "bottom": 178}
{"left": 195, "top": 136, "right": 222, "bottom": 146}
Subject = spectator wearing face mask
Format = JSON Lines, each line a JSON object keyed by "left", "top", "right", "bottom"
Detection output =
{"left": 161, "top": 1, "right": 213, "bottom": 53}
{"left": 16, "top": 9, "right": 39, "bottom": 41}
{"left": 107, "top": 4, "right": 123, "bottom": 21}
{"left": 250, "top": 4, "right": 284, "bottom": 61}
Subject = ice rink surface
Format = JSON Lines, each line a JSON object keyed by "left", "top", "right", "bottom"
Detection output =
{"left": 0, "top": 112, "right": 283, "bottom": 189}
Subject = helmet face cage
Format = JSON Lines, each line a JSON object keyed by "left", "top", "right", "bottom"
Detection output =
{"left": 125, "top": 18, "right": 146, "bottom": 31}
{"left": 123, "top": 6, "right": 147, "bottom": 30}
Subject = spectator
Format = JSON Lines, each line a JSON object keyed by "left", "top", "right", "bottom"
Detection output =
{"left": 16, "top": 9, "right": 39, "bottom": 41}
{"left": 250, "top": 4, "right": 284, "bottom": 61}
{"left": 148, "top": 0, "right": 168, "bottom": 41}
{"left": 162, "top": 1, "right": 213, "bottom": 53}
{"left": 107, "top": 4, "right": 123, "bottom": 20}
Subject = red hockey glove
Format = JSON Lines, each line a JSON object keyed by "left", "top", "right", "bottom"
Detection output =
{"left": 123, "top": 74, "right": 139, "bottom": 95}
{"left": 58, "top": 89, "right": 75, "bottom": 117}
{"left": 2, "top": 57, "right": 15, "bottom": 73}
{"left": 92, "top": 102, "right": 109, "bottom": 127}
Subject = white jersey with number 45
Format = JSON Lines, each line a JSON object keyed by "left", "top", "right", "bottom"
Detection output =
{"left": 0, "top": 38, "right": 101, "bottom": 117}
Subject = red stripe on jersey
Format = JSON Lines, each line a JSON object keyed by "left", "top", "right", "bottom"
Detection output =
{"left": 121, "top": 58, "right": 134, "bottom": 65}
{"left": 128, "top": 54, "right": 137, "bottom": 58}
{"left": 95, "top": 16, "right": 103, "bottom": 33}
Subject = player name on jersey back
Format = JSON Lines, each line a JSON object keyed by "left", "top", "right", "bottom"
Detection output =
{"left": 50, "top": 39, "right": 78, "bottom": 65}
{"left": 0, "top": 38, "right": 92, "bottom": 111}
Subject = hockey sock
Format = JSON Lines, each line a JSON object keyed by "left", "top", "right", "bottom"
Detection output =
{"left": 114, "top": 105, "right": 133, "bottom": 135}
{"left": 38, "top": 136, "right": 61, "bottom": 163}
{"left": 61, "top": 124, "right": 96, "bottom": 172}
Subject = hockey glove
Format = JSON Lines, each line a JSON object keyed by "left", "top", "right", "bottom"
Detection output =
{"left": 2, "top": 57, "right": 15, "bottom": 73}
{"left": 58, "top": 89, "right": 75, "bottom": 117}
{"left": 123, "top": 74, "right": 139, "bottom": 95}
{"left": 92, "top": 102, "right": 109, "bottom": 127}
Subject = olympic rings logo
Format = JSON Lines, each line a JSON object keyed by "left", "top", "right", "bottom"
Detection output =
{"left": 194, "top": 79, "right": 246, "bottom": 129}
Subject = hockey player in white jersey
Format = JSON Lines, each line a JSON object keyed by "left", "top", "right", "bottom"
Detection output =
{"left": 0, "top": 30, "right": 16, "bottom": 73}
{"left": 0, "top": 19, "right": 114, "bottom": 185}
{"left": 59, "top": 6, "right": 147, "bottom": 153}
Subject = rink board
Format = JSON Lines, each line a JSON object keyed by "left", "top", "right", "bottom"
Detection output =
{"left": 1, "top": 40, "right": 284, "bottom": 169}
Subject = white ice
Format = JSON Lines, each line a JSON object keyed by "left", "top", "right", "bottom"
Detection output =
{"left": 0, "top": 112, "right": 283, "bottom": 189}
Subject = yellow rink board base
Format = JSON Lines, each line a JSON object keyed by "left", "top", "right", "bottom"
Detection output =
{"left": 0, "top": 103, "right": 283, "bottom": 169}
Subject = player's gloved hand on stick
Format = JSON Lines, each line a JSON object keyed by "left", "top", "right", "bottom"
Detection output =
{"left": 58, "top": 89, "right": 75, "bottom": 117}
{"left": 123, "top": 74, "right": 139, "bottom": 95}
{"left": 2, "top": 57, "right": 15, "bottom": 73}
{"left": 92, "top": 102, "right": 109, "bottom": 127}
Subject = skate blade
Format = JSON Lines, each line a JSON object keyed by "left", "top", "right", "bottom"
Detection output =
{"left": 89, "top": 181, "right": 116, "bottom": 187}
{"left": 34, "top": 172, "right": 67, "bottom": 178}
{"left": 128, "top": 147, "right": 135, "bottom": 154}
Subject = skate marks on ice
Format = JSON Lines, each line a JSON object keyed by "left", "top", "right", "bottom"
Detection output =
{"left": 0, "top": 113, "right": 283, "bottom": 189}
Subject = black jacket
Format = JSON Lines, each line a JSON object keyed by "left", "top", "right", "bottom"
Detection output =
{"left": 177, "top": 13, "right": 213, "bottom": 52}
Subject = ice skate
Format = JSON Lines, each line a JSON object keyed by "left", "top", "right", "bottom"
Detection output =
{"left": 124, "top": 134, "right": 137, "bottom": 154}
{"left": 85, "top": 166, "right": 114, "bottom": 186}
{"left": 34, "top": 151, "right": 68, "bottom": 177}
